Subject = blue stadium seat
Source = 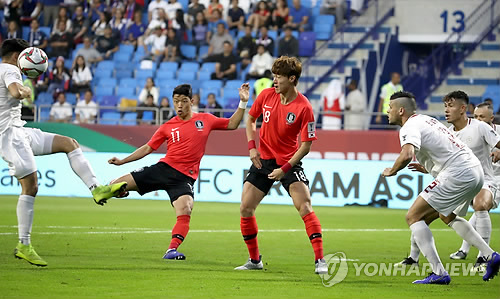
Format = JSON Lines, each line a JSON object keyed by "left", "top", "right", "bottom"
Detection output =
{"left": 95, "top": 86, "right": 114, "bottom": 97}
{"left": 201, "top": 88, "right": 221, "bottom": 103}
{"left": 113, "top": 52, "right": 132, "bottom": 63}
{"left": 118, "top": 44, "right": 135, "bottom": 55}
{"left": 223, "top": 98, "right": 240, "bottom": 118}
{"left": 116, "top": 86, "right": 136, "bottom": 98}
{"left": 100, "top": 112, "right": 121, "bottom": 125}
{"left": 65, "top": 93, "right": 77, "bottom": 105}
{"left": 22, "top": 26, "right": 30, "bottom": 40}
{"left": 96, "top": 61, "right": 115, "bottom": 71}
{"left": 119, "top": 78, "right": 137, "bottom": 88}
{"left": 98, "top": 78, "right": 118, "bottom": 87}
{"left": 222, "top": 88, "right": 240, "bottom": 107}
{"left": 37, "top": 92, "right": 53, "bottom": 105}
{"left": 121, "top": 112, "right": 138, "bottom": 125}
{"left": 159, "top": 79, "right": 181, "bottom": 89}
{"left": 39, "top": 26, "right": 51, "bottom": 36}
{"left": 39, "top": 107, "right": 51, "bottom": 122}
{"left": 179, "top": 62, "right": 200, "bottom": 73}
{"left": 156, "top": 70, "right": 175, "bottom": 80}
{"left": 136, "top": 69, "right": 154, "bottom": 80}
{"left": 315, "top": 15, "right": 335, "bottom": 26}
{"left": 314, "top": 23, "right": 334, "bottom": 40}
{"left": 198, "top": 45, "right": 209, "bottom": 59}
{"left": 94, "top": 69, "right": 113, "bottom": 80}
{"left": 198, "top": 70, "right": 212, "bottom": 80}
{"left": 483, "top": 85, "right": 500, "bottom": 113}
{"left": 178, "top": 71, "right": 196, "bottom": 81}
{"left": 225, "top": 80, "right": 244, "bottom": 89}
{"left": 159, "top": 61, "right": 179, "bottom": 71}
{"left": 178, "top": 0, "right": 189, "bottom": 10}
{"left": 201, "top": 80, "right": 223, "bottom": 90}
{"left": 268, "top": 30, "right": 278, "bottom": 41}
{"left": 180, "top": 45, "right": 197, "bottom": 60}
{"left": 298, "top": 32, "right": 316, "bottom": 57}
{"left": 142, "top": 111, "right": 155, "bottom": 122}
{"left": 200, "top": 62, "right": 216, "bottom": 73}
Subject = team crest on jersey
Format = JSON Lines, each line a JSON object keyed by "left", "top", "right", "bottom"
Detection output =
{"left": 195, "top": 120, "right": 204, "bottom": 130}
{"left": 286, "top": 112, "right": 296, "bottom": 124}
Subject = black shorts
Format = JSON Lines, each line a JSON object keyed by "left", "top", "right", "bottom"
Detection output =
{"left": 131, "top": 162, "right": 195, "bottom": 203}
{"left": 244, "top": 159, "right": 309, "bottom": 195}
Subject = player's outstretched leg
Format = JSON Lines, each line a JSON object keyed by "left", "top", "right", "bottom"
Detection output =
{"left": 450, "top": 213, "right": 474, "bottom": 260}
{"left": 395, "top": 233, "right": 419, "bottom": 267}
{"left": 235, "top": 183, "right": 264, "bottom": 270}
{"left": 163, "top": 195, "right": 193, "bottom": 260}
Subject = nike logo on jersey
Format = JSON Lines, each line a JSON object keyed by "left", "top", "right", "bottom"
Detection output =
{"left": 264, "top": 105, "right": 273, "bottom": 108}
{"left": 171, "top": 127, "right": 179, "bottom": 131}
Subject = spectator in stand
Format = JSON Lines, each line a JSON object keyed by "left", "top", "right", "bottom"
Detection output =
{"left": 321, "top": 78, "right": 345, "bottom": 130}
{"left": 211, "top": 41, "right": 237, "bottom": 80}
{"left": 42, "top": 0, "right": 64, "bottom": 27}
{"left": 376, "top": 72, "right": 402, "bottom": 125}
{"left": 344, "top": 80, "right": 366, "bottom": 130}
{"left": 146, "top": 8, "right": 169, "bottom": 35}
{"left": 247, "top": 1, "right": 271, "bottom": 33}
{"left": 227, "top": 0, "right": 245, "bottom": 35}
{"left": 160, "top": 96, "right": 175, "bottom": 121}
{"left": 47, "top": 56, "right": 71, "bottom": 93}
{"left": 87, "top": 0, "right": 108, "bottom": 23}
{"left": 278, "top": 26, "right": 298, "bottom": 57}
{"left": 237, "top": 24, "right": 257, "bottom": 69}
{"left": 52, "top": 6, "right": 72, "bottom": 34}
{"left": 71, "top": 55, "right": 93, "bottom": 93}
{"left": 192, "top": 94, "right": 205, "bottom": 113}
{"left": 165, "top": 0, "right": 183, "bottom": 20}
{"left": 187, "top": 0, "right": 206, "bottom": 27}
{"left": 192, "top": 11, "right": 210, "bottom": 51}
{"left": 76, "top": 36, "right": 103, "bottom": 66}
{"left": 74, "top": 90, "right": 98, "bottom": 124}
{"left": 92, "top": 11, "right": 111, "bottom": 37}
{"left": 138, "top": 77, "right": 160, "bottom": 105}
{"left": 95, "top": 25, "right": 120, "bottom": 59}
{"left": 206, "top": 0, "right": 224, "bottom": 22}
{"left": 6, "top": 21, "right": 22, "bottom": 39}
{"left": 320, "top": 0, "right": 346, "bottom": 28}
{"left": 110, "top": 7, "right": 129, "bottom": 40}
{"left": 207, "top": 8, "right": 226, "bottom": 36}
{"left": 164, "top": 28, "right": 181, "bottom": 61}
{"left": 142, "top": 26, "right": 167, "bottom": 62}
{"left": 204, "top": 22, "right": 233, "bottom": 60}
{"left": 72, "top": 5, "right": 90, "bottom": 44}
{"left": 255, "top": 25, "right": 274, "bottom": 55}
{"left": 148, "top": 0, "right": 168, "bottom": 22}
{"left": 272, "top": 0, "right": 289, "bottom": 32}
{"left": 126, "top": 10, "right": 148, "bottom": 41}
{"left": 205, "top": 93, "right": 223, "bottom": 117}
{"left": 288, "top": 0, "right": 311, "bottom": 32}
{"left": 48, "top": 20, "right": 73, "bottom": 58}
{"left": 246, "top": 44, "right": 273, "bottom": 80}
{"left": 4, "top": 0, "right": 22, "bottom": 27}
{"left": 49, "top": 92, "right": 73, "bottom": 123}
{"left": 172, "top": 9, "right": 187, "bottom": 41}
{"left": 20, "top": 0, "right": 43, "bottom": 26}
{"left": 124, "top": 0, "right": 138, "bottom": 21}
{"left": 28, "top": 19, "right": 48, "bottom": 50}
{"left": 137, "top": 94, "right": 158, "bottom": 124}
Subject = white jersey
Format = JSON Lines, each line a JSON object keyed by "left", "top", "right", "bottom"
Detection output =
{"left": 449, "top": 118, "right": 500, "bottom": 183}
{"left": 493, "top": 124, "right": 500, "bottom": 181}
{"left": 0, "top": 63, "right": 25, "bottom": 134}
{"left": 399, "top": 114, "right": 480, "bottom": 178}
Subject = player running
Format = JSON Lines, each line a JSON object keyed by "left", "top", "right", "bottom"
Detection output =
{"left": 107, "top": 83, "right": 249, "bottom": 260}
{"left": 382, "top": 91, "right": 500, "bottom": 284}
{"left": 233, "top": 56, "right": 327, "bottom": 274}
{"left": 0, "top": 39, "right": 126, "bottom": 267}
{"left": 397, "top": 93, "right": 500, "bottom": 273}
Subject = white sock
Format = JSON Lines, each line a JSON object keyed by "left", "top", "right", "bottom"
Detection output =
{"left": 409, "top": 232, "right": 420, "bottom": 261}
{"left": 474, "top": 211, "right": 491, "bottom": 258}
{"left": 17, "top": 195, "right": 35, "bottom": 245}
{"left": 458, "top": 213, "right": 476, "bottom": 254}
{"left": 410, "top": 221, "right": 447, "bottom": 276}
{"left": 67, "top": 148, "right": 99, "bottom": 189}
{"left": 448, "top": 216, "right": 494, "bottom": 259}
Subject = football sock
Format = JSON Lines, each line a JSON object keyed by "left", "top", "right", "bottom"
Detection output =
{"left": 17, "top": 195, "right": 35, "bottom": 246}
{"left": 458, "top": 212, "right": 476, "bottom": 254}
{"left": 409, "top": 232, "right": 420, "bottom": 261}
{"left": 474, "top": 211, "right": 491, "bottom": 257}
{"left": 449, "top": 216, "right": 494, "bottom": 259}
{"left": 240, "top": 216, "right": 260, "bottom": 262}
{"left": 410, "top": 221, "right": 446, "bottom": 276}
{"left": 169, "top": 215, "right": 190, "bottom": 250}
{"left": 67, "top": 148, "right": 99, "bottom": 190}
{"left": 302, "top": 212, "right": 324, "bottom": 261}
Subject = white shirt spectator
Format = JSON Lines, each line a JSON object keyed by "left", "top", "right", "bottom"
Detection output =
{"left": 344, "top": 89, "right": 366, "bottom": 130}
{"left": 138, "top": 87, "right": 160, "bottom": 105}
{"left": 249, "top": 52, "right": 274, "bottom": 76}
{"left": 148, "top": 0, "right": 168, "bottom": 20}
{"left": 144, "top": 34, "right": 167, "bottom": 55}
{"left": 165, "top": 1, "right": 183, "bottom": 20}
{"left": 75, "top": 100, "right": 98, "bottom": 124}
{"left": 50, "top": 102, "right": 73, "bottom": 121}
{"left": 72, "top": 67, "right": 93, "bottom": 85}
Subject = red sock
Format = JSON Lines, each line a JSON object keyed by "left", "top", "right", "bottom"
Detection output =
{"left": 302, "top": 212, "right": 323, "bottom": 260}
{"left": 169, "top": 215, "right": 190, "bottom": 250}
{"left": 240, "top": 216, "right": 260, "bottom": 261}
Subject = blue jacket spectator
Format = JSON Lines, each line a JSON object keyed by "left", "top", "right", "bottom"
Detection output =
{"left": 288, "top": 0, "right": 311, "bottom": 31}
{"left": 28, "top": 19, "right": 48, "bottom": 49}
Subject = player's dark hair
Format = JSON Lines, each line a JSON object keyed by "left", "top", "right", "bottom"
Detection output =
{"left": 484, "top": 98, "right": 493, "bottom": 104}
{"left": 1, "top": 38, "right": 29, "bottom": 58}
{"left": 173, "top": 84, "right": 192, "bottom": 99}
{"left": 390, "top": 91, "right": 414, "bottom": 101}
{"left": 477, "top": 102, "right": 493, "bottom": 112}
{"left": 390, "top": 91, "right": 417, "bottom": 113}
{"left": 272, "top": 56, "right": 301, "bottom": 86}
{"left": 443, "top": 90, "right": 469, "bottom": 105}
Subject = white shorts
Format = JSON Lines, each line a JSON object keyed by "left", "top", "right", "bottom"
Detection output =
{"left": 479, "top": 181, "right": 499, "bottom": 209}
{"left": 419, "top": 165, "right": 484, "bottom": 217}
{"left": 0, "top": 127, "right": 55, "bottom": 179}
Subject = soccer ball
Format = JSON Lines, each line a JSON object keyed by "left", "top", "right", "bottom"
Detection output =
{"left": 17, "top": 47, "right": 49, "bottom": 78}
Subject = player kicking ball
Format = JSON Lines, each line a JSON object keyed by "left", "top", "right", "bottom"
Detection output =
{"left": 106, "top": 83, "right": 249, "bottom": 260}
{"left": 233, "top": 56, "right": 328, "bottom": 274}
{"left": 382, "top": 91, "right": 500, "bottom": 284}
{"left": 397, "top": 92, "right": 500, "bottom": 273}
{"left": 0, "top": 39, "right": 126, "bottom": 267}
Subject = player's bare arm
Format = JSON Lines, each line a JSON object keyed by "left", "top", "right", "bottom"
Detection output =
{"left": 490, "top": 141, "right": 500, "bottom": 163}
{"left": 408, "top": 163, "right": 428, "bottom": 174}
{"left": 246, "top": 114, "right": 262, "bottom": 169}
{"left": 382, "top": 144, "right": 414, "bottom": 177}
{"left": 227, "top": 83, "right": 250, "bottom": 130}
{"left": 268, "top": 141, "right": 312, "bottom": 181}
{"left": 8, "top": 82, "right": 32, "bottom": 100}
{"left": 108, "top": 144, "right": 154, "bottom": 166}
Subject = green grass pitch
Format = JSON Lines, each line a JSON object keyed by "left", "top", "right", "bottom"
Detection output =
{"left": 0, "top": 196, "right": 499, "bottom": 299}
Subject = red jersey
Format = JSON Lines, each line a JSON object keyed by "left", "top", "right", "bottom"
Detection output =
{"left": 147, "top": 113, "right": 230, "bottom": 179}
{"left": 248, "top": 88, "right": 317, "bottom": 165}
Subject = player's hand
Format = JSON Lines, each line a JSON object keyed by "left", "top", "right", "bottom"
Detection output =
{"left": 249, "top": 148, "right": 262, "bottom": 169}
{"left": 381, "top": 168, "right": 395, "bottom": 177}
{"left": 108, "top": 157, "right": 124, "bottom": 165}
{"left": 239, "top": 83, "right": 250, "bottom": 102}
{"left": 491, "top": 151, "right": 500, "bottom": 163}
{"left": 408, "top": 163, "right": 428, "bottom": 173}
{"left": 19, "top": 86, "right": 32, "bottom": 99}
{"left": 268, "top": 168, "right": 285, "bottom": 181}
